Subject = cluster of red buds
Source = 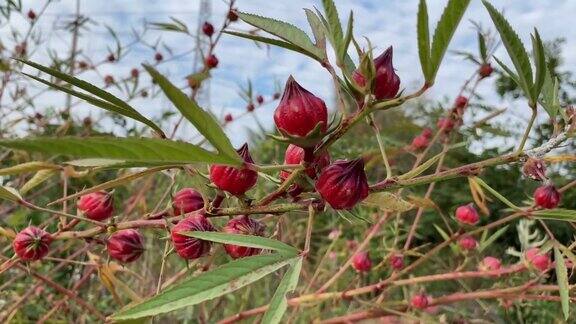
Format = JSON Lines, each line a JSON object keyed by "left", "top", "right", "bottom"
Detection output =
{"left": 409, "top": 127, "right": 433, "bottom": 151}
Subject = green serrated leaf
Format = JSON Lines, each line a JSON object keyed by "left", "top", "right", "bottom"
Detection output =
{"left": 554, "top": 246, "right": 570, "bottom": 320}
{"left": 262, "top": 257, "right": 303, "bottom": 324}
{"left": 17, "top": 59, "right": 165, "bottom": 137}
{"left": 180, "top": 232, "right": 299, "bottom": 256}
{"left": 321, "top": 0, "right": 343, "bottom": 50}
{"left": 540, "top": 67, "right": 560, "bottom": 119}
{"left": 417, "top": 0, "right": 431, "bottom": 81}
{"left": 338, "top": 11, "right": 353, "bottom": 65}
{"left": 237, "top": 12, "right": 324, "bottom": 61}
{"left": 483, "top": 1, "right": 534, "bottom": 103}
{"left": 143, "top": 65, "right": 240, "bottom": 164}
{"left": 531, "top": 29, "right": 546, "bottom": 102}
{"left": 0, "top": 186, "right": 22, "bottom": 202}
{"left": 478, "top": 32, "right": 488, "bottom": 62}
{"left": 112, "top": 254, "right": 295, "bottom": 320}
{"left": 493, "top": 56, "right": 521, "bottom": 86}
{"left": 304, "top": 9, "right": 326, "bottom": 49}
{"left": 0, "top": 137, "right": 238, "bottom": 167}
{"left": 223, "top": 31, "right": 319, "bottom": 61}
{"left": 429, "top": 0, "right": 471, "bottom": 82}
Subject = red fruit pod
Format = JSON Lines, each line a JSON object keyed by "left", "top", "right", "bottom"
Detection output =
{"left": 256, "top": 95, "right": 264, "bottom": 105}
{"left": 222, "top": 215, "right": 265, "bottom": 259}
{"left": 455, "top": 203, "right": 479, "bottom": 225}
{"left": 224, "top": 113, "right": 233, "bottom": 123}
{"left": 437, "top": 117, "right": 455, "bottom": 133}
{"left": 107, "top": 229, "right": 144, "bottom": 263}
{"left": 533, "top": 184, "right": 561, "bottom": 209}
{"left": 205, "top": 54, "right": 219, "bottom": 68}
{"left": 77, "top": 191, "right": 114, "bottom": 221}
{"left": 389, "top": 253, "right": 404, "bottom": 270}
{"left": 13, "top": 226, "right": 52, "bottom": 261}
{"left": 525, "top": 247, "right": 551, "bottom": 272}
{"left": 455, "top": 96, "right": 468, "bottom": 109}
{"left": 421, "top": 128, "right": 433, "bottom": 139}
{"left": 78, "top": 61, "right": 89, "bottom": 69}
{"left": 104, "top": 75, "right": 115, "bottom": 86}
{"left": 154, "top": 52, "right": 163, "bottom": 62}
{"left": 410, "top": 135, "right": 429, "bottom": 151}
{"left": 172, "top": 188, "right": 204, "bottom": 215}
{"left": 458, "top": 235, "right": 477, "bottom": 251}
{"left": 315, "top": 159, "right": 369, "bottom": 210}
{"left": 227, "top": 10, "right": 238, "bottom": 22}
{"left": 27, "top": 10, "right": 36, "bottom": 20}
{"left": 352, "top": 251, "right": 372, "bottom": 272}
{"left": 274, "top": 76, "right": 328, "bottom": 139}
{"left": 478, "top": 256, "right": 502, "bottom": 271}
{"left": 210, "top": 143, "right": 258, "bottom": 196}
{"left": 479, "top": 63, "right": 494, "bottom": 78}
{"left": 246, "top": 103, "right": 255, "bottom": 112}
{"left": 130, "top": 68, "right": 139, "bottom": 78}
{"left": 202, "top": 22, "right": 215, "bottom": 37}
{"left": 107, "top": 53, "right": 115, "bottom": 62}
{"left": 353, "top": 46, "right": 400, "bottom": 100}
{"left": 280, "top": 144, "right": 330, "bottom": 181}
{"left": 411, "top": 294, "right": 430, "bottom": 309}
{"left": 171, "top": 215, "right": 216, "bottom": 259}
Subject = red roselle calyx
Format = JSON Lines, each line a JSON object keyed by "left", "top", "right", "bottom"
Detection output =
{"left": 202, "top": 22, "right": 215, "bottom": 37}
{"left": 479, "top": 63, "right": 494, "bottom": 78}
{"left": 227, "top": 10, "right": 238, "bottom": 22}
{"left": 353, "top": 46, "right": 400, "bottom": 100}
{"left": 171, "top": 215, "right": 216, "bottom": 259}
{"left": 455, "top": 96, "right": 468, "bottom": 109}
{"left": 410, "top": 134, "right": 429, "bottom": 151}
{"left": 352, "top": 251, "right": 372, "bottom": 272}
{"left": 411, "top": 294, "right": 430, "bottom": 309}
{"left": 77, "top": 191, "right": 114, "bottom": 221}
{"left": 533, "top": 184, "right": 561, "bottom": 209}
{"left": 458, "top": 235, "right": 477, "bottom": 251}
{"left": 315, "top": 159, "right": 369, "bottom": 210}
{"left": 274, "top": 76, "right": 328, "bottom": 141}
{"left": 437, "top": 117, "right": 455, "bottom": 134}
{"left": 224, "top": 113, "right": 233, "bottom": 123}
{"left": 205, "top": 54, "right": 219, "bottom": 68}
{"left": 107, "top": 229, "right": 144, "bottom": 263}
{"left": 210, "top": 143, "right": 258, "bottom": 196}
{"left": 130, "top": 68, "right": 139, "bottom": 78}
{"left": 280, "top": 144, "right": 330, "bottom": 181}
{"left": 256, "top": 95, "right": 264, "bottom": 105}
{"left": 479, "top": 256, "right": 502, "bottom": 271}
{"left": 154, "top": 52, "right": 163, "bottom": 62}
{"left": 27, "top": 10, "right": 36, "bottom": 20}
{"left": 525, "top": 247, "right": 551, "bottom": 272}
{"left": 522, "top": 157, "right": 547, "bottom": 181}
{"left": 172, "top": 188, "right": 204, "bottom": 215}
{"left": 222, "top": 215, "right": 265, "bottom": 259}
{"left": 455, "top": 203, "right": 479, "bottom": 225}
{"left": 13, "top": 226, "right": 52, "bottom": 261}
{"left": 389, "top": 253, "right": 404, "bottom": 270}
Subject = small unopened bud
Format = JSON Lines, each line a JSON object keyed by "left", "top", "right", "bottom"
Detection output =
{"left": 172, "top": 188, "right": 204, "bottom": 215}
{"left": 389, "top": 253, "right": 404, "bottom": 270}
{"left": 205, "top": 54, "right": 219, "bottom": 68}
{"left": 525, "top": 248, "right": 551, "bottom": 272}
{"left": 13, "top": 226, "right": 52, "bottom": 261}
{"left": 411, "top": 294, "right": 430, "bottom": 309}
{"left": 202, "top": 22, "right": 215, "bottom": 37}
{"left": 222, "top": 215, "right": 265, "bottom": 259}
{"left": 458, "top": 235, "right": 477, "bottom": 251}
{"left": 27, "top": 10, "right": 36, "bottom": 20}
{"left": 154, "top": 52, "right": 163, "bottom": 62}
{"left": 478, "top": 256, "right": 502, "bottom": 271}
{"left": 522, "top": 157, "right": 547, "bottom": 181}
{"left": 315, "top": 159, "right": 369, "bottom": 210}
{"left": 534, "top": 184, "right": 561, "bottom": 209}
{"left": 455, "top": 204, "right": 479, "bottom": 225}
{"left": 77, "top": 191, "right": 114, "bottom": 221}
{"left": 171, "top": 215, "right": 216, "bottom": 259}
{"left": 479, "top": 63, "right": 494, "bottom": 78}
{"left": 352, "top": 251, "right": 372, "bottom": 272}
{"left": 209, "top": 143, "right": 258, "bottom": 196}
{"left": 107, "top": 229, "right": 144, "bottom": 263}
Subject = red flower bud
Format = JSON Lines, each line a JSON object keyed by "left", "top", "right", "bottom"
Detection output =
{"left": 437, "top": 117, "right": 455, "bottom": 133}
{"left": 525, "top": 248, "right": 551, "bottom": 271}
{"left": 107, "top": 53, "right": 115, "bottom": 62}
{"left": 78, "top": 61, "right": 89, "bottom": 69}
{"left": 107, "top": 229, "right": 144, "bottom": 263}
{"left": 455, "top": 204, "right": 479, "bottom": 225}
{"left": 455, "top": 96, "right": 468, "bottom": 109}
{"left": 27, "top": 10, "right": 36, "bottom": 20}
{"left": 352, "top": 251, "right": 372, "bottom": 272}
{"left": 479, "top": 63, "right": 493, "bottom": 78}
{"left": 273, "top": 92, "right": 280, "bottom": 100}
{"left": 389, "top": 253, "right": 404, "bottom": 270}
{"left": 534, "top": 184, "right": 561, "bottom": 209}
{"left": 315, "top": 159, "right": 369, "bottom": 210}
{"left": 104, "top": 75, "right": 114, "bottom": 86}
{"left": 353, "top": 46, "right": 400, "bottom": 100}
{"left": 154, "top": 52, "right": 163, "bottom": 62}
{"left": 202, "top": 22, "right": 214, "bottom": 37}
{"left": 130, "top": 68, "right": 139, "bottom": 79}
{"left": 205, "top": 54, "right": 219, "bottom": 68}
{"left": 224, "top": 113, "right": 233, "bottom": 123}
{"left": 411, "top": 294, "right": 430, "bottom": 309}
{"left": 210, "top": 143, "right": 258, "bottom": 196}
{"left": 171, "top": 215, "right": 216, "bottom": 259}
{"left": 256, "top": 95, "right": 264, "bottom": 105}
{"left": 274, "top": 76, "right": 328, "bottom": 138}
{"left": 77, "top": 191, "right": 114, "bottom": 221}
{"left": 13, "top": 226, "right": 52, "bottom": 261}
{"left": 222, "top": 215, "right": 265, "bottom": 259}
{"left": 247, "top": 103, "right": 255, "bottom": 112}
{"left": 227, "top": 10, "right": 238, "bottom": 22}
{"left": 421, "top": 128, "right": 433, "bottom": 138}
{"left": 522, "top": 157, "right": 547, "bottom": 181}
{"left": 458, "top": 235, "right": 477, "bottom": 251}
{"left": 280, "top": 144, "right": 330, "bottom": 181}
{"left": 172, "top": 188, "right": 204, "bottom": 215}
{"left": 410, "top": 134, "right": 429, "bottom": 151}
{"left": 479, "top": 256, "right": 502, "bottom": 271}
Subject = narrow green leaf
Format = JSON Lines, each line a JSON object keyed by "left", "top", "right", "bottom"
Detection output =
{"left": 20, "top": 169, "right": 57, "bottom": 195}
{"left": 417, "top": 0, "right": 431, "bottom": 81}
{"left": 17, "top": 59, "right": 165, "bottom": 137}
{"left": 531, "top": 29, "right": 546, "bottom": 101}
{"left": 434, "top": 224, "right": 458, "bottom": 254}
{"left": 398, "top": 151, "right": 444, "bottom": 180}
{"left": 0, "top": 137, "right": 238, "bottom": 166}
{"left": 478, "top": 32, "right": 488, "bottom": 62}
{"left": 0, "top": 162, "right": 59, "bottom": 176}
{"left": 478, "top": 225, "right": 509, "bottom": 252}
{"left": 180, "top": 232, "right": 299, "bottom": 256}
{"left": 338, "top": 11, "right": 353, "bottom": 64}
{"left": 540, "top": 67, "right": 560, "bottom": 119}
{"left": 363, "top": 192, "right": 413, "bottom": 212}
{"left": 473, "top": 177, "right": 522, "bottom": 211}
{"left": 554, "top": 246, "right": 570, "bottom": 320}
{"left": 0, "top": 186, "right": 22, "bottom": 202}
{"left": 321, "top": 0, "right": 343, "bottom": 49}
{"left": 483, "top": 1, "right": 534, "bottom": 102}
{"left": 262, "top": 257, "right": 303, "bottom": 324}
{"left": 223, "top": 31, "right": 320, "bottom": 61}
{"left": 237, "top": 12, "right": 324, "bottom": 61}
{"left": 429, "top": 0, "right": 471, "bottom": 82}
{"left": 493, "top": 56, "right": 521, "bottom": 87}
{"left": 532, "top": 209, "right": 576, "bottom": 222}
{"left": 112, "top": 254, "right": 295, "bottom": 320}
{"left": 142, "top": 65, "right": 240, "bottom": 164}
{"left": 304, "top": 9, "right": 326, "bottom": 49}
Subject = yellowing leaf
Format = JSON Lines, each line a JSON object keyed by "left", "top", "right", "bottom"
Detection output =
{"left": 363, "top": 192, "right": 413, "bottom": 212}
{"left": 468, "top": 177, "right": 490, "bottom": 215}
{"left": 544, "top": 155, "right": 576, "bottom": 163}
{"left": 407, "top": 195, "right": 437, "bottom": 210}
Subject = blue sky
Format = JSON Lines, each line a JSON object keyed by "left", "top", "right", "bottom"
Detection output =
{"left": 10, "top": 0, "right": 576, "bottom": 149}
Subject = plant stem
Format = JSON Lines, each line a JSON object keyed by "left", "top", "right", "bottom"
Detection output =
{"left": 19, "top": 200, "right": 107, "bottom": 227}
{"left": 368, "top": 113, "right": 392, "bottom": 179}
{"left": 516, "top": 105, "right": 537, "bottom": 154}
